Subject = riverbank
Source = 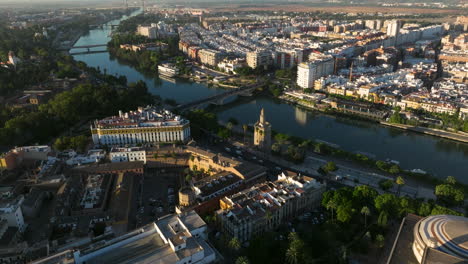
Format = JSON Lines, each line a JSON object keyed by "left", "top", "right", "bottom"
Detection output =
{"left": 381, "top": 122, "right": 468, "bottom": 143}
{"left": 280, "top": 93, "right": 468, "bottom": 144}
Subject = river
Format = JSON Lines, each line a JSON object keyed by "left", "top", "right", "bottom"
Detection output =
{"left": 71, "top": 11, "right": 468, "bottom": 183}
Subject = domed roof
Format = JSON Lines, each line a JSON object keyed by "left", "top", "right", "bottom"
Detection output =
{"left": 415, "top": 215, "right": 468, "bottom": 260}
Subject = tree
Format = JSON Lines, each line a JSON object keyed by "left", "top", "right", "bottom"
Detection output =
{"left": 217, "top": 128, "right": 231, "bottom": 140}
{"left": 235, "top": 256, "right": 250, "bottom": 264}
{"left": 336, "top": 203, "right": 353, "bottom": 223}
{"left": 446, "top": 176, "right": 456, "bottom": 185}
{"left": 376, "top": 234, "right": 385, "bottom": 248}
{"left": 271, "top": 143, "right": 281, "bottom": 154}
{"left": 375, "top": 193, "right": 398, "bottom": 217}
{"left": 185, "top": 174, "right": 192, "bottom": 183}
{"left": 274, "top": 133, "right": 290, "bottom": 144}
{"left": 378, "top": 179, "right": 394, "bottom": 191}
{"left": 377, "top": 211, "right": 388, "bottom": 228}
{"left": 286, "top": 232, "right": 304, "bottom": 264}
{"left": 398, "top": 197, "right": 415, "bottom": 217}
{"left": 228, "top": 237, "right": 241, "bottom": 251}
{"left": 326, "top": 200, "right": 337, "bottom": 224}
{"left": 418, "top": 202, "right": 433, "bottom": 217}
{"left": 323, "top": 161, "right": 338, "bottom": 173}
{"left": 353, "top": 185, "right": 378, "bottom": 207}
{"left": 430, "top": 205, "right": 463, "bottom": 216}
{"left": 389, "top": 165, "right": 400, "bottom": 174}
{"left": 395, "top": 176, "right": 405, "bottom": 197}
{"left": 435, "top": 183, "right": 465, "bottom": 206}
{"left": 361, "top": 206, "right": 370, "bottom": 228}
{"left": 226, "top": 122, "right": 234, "bottom": 133}
{"left": 153, "top": 152, "right": 159, "bottom": 159}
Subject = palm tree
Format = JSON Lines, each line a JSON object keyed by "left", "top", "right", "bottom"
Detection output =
{"left": 242, "top": 124, "right": 248, "bottom": 144}
{"left": 235, "top": 256, "right": 250, "bottom": 264}
{"left": 226, "top": 122, "right": 234, "bottom": 135}
{"left": 446, "top": 176, "right": 456, "bottom": 185}
{"left": 326, "top": 200, "right": 337, "bottom": 224}
{"left": 396, "top": 176, "right": 405, "bottom": 197}
{"left": 361, "top": 206, "right": 370, "bottom": 228}
{"left": 286, "top": 246, "right": 300, "bottom": 264}
{"left": 228, "top": 237, "right": 241, "bottom": 251}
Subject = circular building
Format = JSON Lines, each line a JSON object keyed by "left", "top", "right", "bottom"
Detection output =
{"left": 413, "top": 214, "right": 468, "bottom": 263}
{"left": 179, "top": 186, "right": 196, "bottom": 207}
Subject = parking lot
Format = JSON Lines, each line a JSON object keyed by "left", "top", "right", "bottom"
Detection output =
{"left": 138, "top": 168, "right": 182, "bottom": 226}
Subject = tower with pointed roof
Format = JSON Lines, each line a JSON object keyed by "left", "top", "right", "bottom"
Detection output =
{"left": 254, "top": 108, "right": 271, "bottom": 152}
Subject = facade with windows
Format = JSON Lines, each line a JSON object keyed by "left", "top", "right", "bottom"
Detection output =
{"left": 91, "top": 107, "right": 190, "bottom": 146}
{"left": 110, "top": 147, "right": 146, "bottom": 163}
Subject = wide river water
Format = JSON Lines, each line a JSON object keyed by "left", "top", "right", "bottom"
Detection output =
{"left": 71, "top": 11, "right": 468, "bottom": 183}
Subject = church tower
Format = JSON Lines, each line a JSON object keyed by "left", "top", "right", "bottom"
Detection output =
{"left": 254, "top": 108, "right": 271, "bottom": 152}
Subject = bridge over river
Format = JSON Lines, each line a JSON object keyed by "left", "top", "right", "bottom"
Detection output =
{"left": 175, "top": 83, "right": 263, "bottom": 112}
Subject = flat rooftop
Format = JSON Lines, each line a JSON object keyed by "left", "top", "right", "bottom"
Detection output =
{"left": 85, "top": 230, "right": 177, "bottom": 264}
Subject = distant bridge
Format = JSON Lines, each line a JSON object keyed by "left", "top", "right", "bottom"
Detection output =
{"left": 175, "top": 83, "right": 263, "bottom": 112}
{"left": 72, "top": 44, "right": 108, "bottom": 49}
{"left": 90, "top": 24, "right": 119, "bottom": 29}
{"left": 69, "top": 50, "right": 108, "bottom": 55}
{"left": 59, "top": 44, "right": 108, "bottom": 52}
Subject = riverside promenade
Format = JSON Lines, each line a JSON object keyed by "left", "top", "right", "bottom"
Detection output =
{"left": 381, "top": 122, "right": 468, "bottom": 143}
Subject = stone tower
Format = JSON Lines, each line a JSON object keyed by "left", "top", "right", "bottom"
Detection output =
{"left": 254, "top": 108, "right": 271, "bottom": 152}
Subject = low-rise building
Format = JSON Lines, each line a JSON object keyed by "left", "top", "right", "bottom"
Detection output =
{"left": 0, "top": 196, "right": 25, "bottom": 233}
{"left": 32, "top": 211, "right": 216, "bottom": 264}
{"left": 110, "top": 147, "right": 146, "bottom": 163}
{"left": 216, "top": 172, "right": 325, "bottom": 242}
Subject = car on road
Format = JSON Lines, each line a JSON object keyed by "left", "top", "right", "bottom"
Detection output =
{"left": 225, "top": 147, "right": 231, "bottom": 152}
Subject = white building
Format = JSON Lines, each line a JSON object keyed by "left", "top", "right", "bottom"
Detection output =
{"left": 136, "top": 25, "right": 157, "bottom": 39}
{"left": 110, "top": 147, "right": 146, "bottom": 163}
{"left": 297, "top": 62, "right": 317, "bottom": 89}
{"left": 158, "top": 63, "right": 180, "bottom": 77}
{"left": 0, "top": 196, "right": 25, "bottom": 233}
{"left": 91, "top": 107, "right": 190, "bottom": 146}
{"left": 32, "top": 211, "right": 216, "bottom": 264}
{"left": 386, "top": 20, "right": 401, "bottom": 37}
{"left": 297, "top": 54, "right": 334, "bottom": 89}
{"left": 217, "top": 58, "right": 245, "bottom": 74}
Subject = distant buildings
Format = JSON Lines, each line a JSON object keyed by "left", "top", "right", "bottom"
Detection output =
{"left": 253, "top": 108, "right": 272, "bottom": 152}
{"left": 0, "top": 145, "right": 51, "bottom": 170}
{"left": 246, "top": 50, "right": 271, "bottom": 69}
{"left": 33, "top": 211, "right": 216, "bottom": 264}
{"left": 198, "top": 49, "right": 222, "bottom": 67}
{"left": 386, "top": 20, "right": 401, "bottom": 37}
{"left": 90, "top": 107, "right": 190, "bottom": 146}
{"left": 216, "top": 171, "right": 325, "bottom": 242}
{"left": 297, "top": 54, "right": 334, "bottom": 89}
{"left": 136, "top": 25, "right": 157, "bottom": 39}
